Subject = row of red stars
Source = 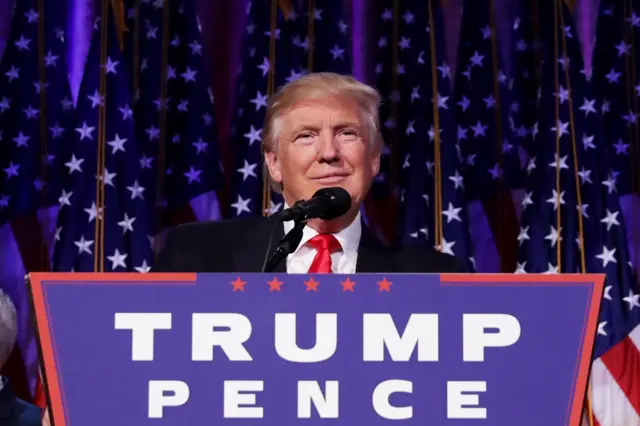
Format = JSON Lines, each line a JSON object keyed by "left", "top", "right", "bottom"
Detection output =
{"left": 229, "top": 276, "right": 393, "bottom": 293}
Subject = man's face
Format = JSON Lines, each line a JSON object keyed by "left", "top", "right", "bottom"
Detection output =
{"left": 264, "top": 95, "right": 381, "bottom": 212}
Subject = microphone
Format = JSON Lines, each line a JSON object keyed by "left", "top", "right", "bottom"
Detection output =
{"left": 262, "top": 220, "right": 306, "bottom": 273}
{"left": 276, "top": 187, "right": 352, "bottom": 222}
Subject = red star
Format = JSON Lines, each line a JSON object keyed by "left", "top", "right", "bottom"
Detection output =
{"left": 231, "top": 277, "right": 247, "bottom": 292}
{"left": 341, "top": 277, "right": 356, "bottom": 292}
{"left": 377, "top": 277, "right": 392, "bottom": 292}
{"left": 304, "top": 277, "right": 319, "bottom": 292}
{"left": 267, "top": 277, "right": 284, "bottom": 292}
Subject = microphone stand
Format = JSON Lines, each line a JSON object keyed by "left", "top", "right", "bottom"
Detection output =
{"left": 262, "top": 218, "right": 306, "bottom": 273}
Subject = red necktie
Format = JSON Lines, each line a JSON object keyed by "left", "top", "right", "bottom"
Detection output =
{"left": 307, "top": 234, "right": 342, "bottom": 273}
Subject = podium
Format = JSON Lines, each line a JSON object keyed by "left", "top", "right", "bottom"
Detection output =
{"left": 28, "top": 272, "right": 604, "bottom": 425}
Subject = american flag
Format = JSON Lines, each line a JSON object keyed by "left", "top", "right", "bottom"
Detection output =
{"left": 516, "top": 1, "right": 640, "bottom": 424}
{"left": 590, "top": 0, "right": 640, "bottom": 423}
{"left": 454, "top": 0, "right": 524, "bottom": 201}
{"left": 52, "top": 1, "right": 155, "bottom": 273}
{"left": 374, "top": 0, "right": 475, "bottom": 269}
{"left": 127, "top": 0, "right": 223, "bottom": 245}
{"left": 0, "top": 0, "right": 73, "bottom": 405}
{"left": 592, "top": 0, "right": 640, "bottom": 277}
{"left": 452, "top": 0, "right": 528, "bottom": 273}
{"left": 227, "top": 0, "right": 351, "bottom": 218}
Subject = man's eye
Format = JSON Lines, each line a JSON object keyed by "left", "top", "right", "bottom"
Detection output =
{"left": 296, "top": 133, "right": 313, "bottom": 140}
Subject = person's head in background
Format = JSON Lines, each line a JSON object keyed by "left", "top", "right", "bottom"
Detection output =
{"left": 0, "top": 288, "right": 17, "bottom": 372}
{"left": 262, "top": 72, "right": 383, "bottom": 233}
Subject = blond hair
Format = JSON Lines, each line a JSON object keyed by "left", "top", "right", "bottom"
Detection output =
{"left": 261, "top": 72, "right": 383, "bottom": 192}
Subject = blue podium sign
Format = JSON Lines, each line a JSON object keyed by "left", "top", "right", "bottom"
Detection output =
{"left": 29, "top": 272, "right": 604, "bottom": 426}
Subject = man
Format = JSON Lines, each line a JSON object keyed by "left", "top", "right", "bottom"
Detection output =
{"left": 152, "top": 72, "right": 466, "bottom": 273}
{"left": 0, "top": 290, "right": 42, "bottom": 426}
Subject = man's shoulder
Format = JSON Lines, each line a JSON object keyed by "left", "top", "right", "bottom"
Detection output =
{"left": 392, "top": 243, "right": 469, "bottom": 273}
{"left": 167, "top": 216, "right": 264, "bottom": 241}
{"left": 12, "top": 398, "right": 42, "bottom": 425}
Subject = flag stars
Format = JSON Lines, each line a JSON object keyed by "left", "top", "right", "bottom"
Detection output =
{"left": 5, "top": 66, "right": 20, "bottom": 81}
{"left": 117, "top": 213, "right": 136, "bottom": 234}
{"left": 469, "top": 51, "right": 484, "bottom": 67}
{"left": 189, "top": 40, "right": 203, "bottom": 55}
{"left": 3, "top": 162, "right": 19, "bottom": 179}
{"left": 107, "top": 134, "right": 127, "bottom": 154}
{"left": 104, "top": 57, "right": 119, "bottom": 73}
{"left": 139, "top": 155, "right": 153, "bottom": 169}
{"left": 65, "top": 154, "right": 84, "bottom": 174}
{"left": 237, "top": 160, "right": 257, "bottom": 181}
{"left": 480, "top": 25, "right": 492, "bottom": 39}
{"left": 341, "top": 277, "right": 356, "bottom": 292}
{"left": 0, "top": 195, "right": 9, "bottom": 209}
{"left": 74, "top": 235, "right": 94, "bottom": 255}
{"left": 398, "top": 36, "right": 411, "bottom": 50}
{"left": 601, "top": 209, "right": 620, "bottom": 231}
{"left": 595, "top": 246, "right": 616, "bottom": 268}
{"left": 13, "top": 132, "right": 30, "bottom": 147}
{"left": 442, "top": 203, "right": 462, "bottom": 223}
{"left": 44, "top": 50, "right": 58, "bottom": 67}
{"left": 622, "top": 290, "right": 640, "bottom": 311}
{"left": 23, "top": 105, "right": 39, "bottom": 119}
{"left": 231, "top": 195, "right": 251, "bottom": 216}
{"left": 184, "top": 167, "right": 202, "bottom": 184}
{"left": 126, "top": 180, "right": 146, "bottom": 200}
{"left": 257, "top": 57, "right": 271, "bottom": 76}
{"left": 192, "top": 138, "right": 208, "bottom": 154}
{"left": 605, "top": 68, "right": 621, "bottom": 83}
{"left": 135, "top": 260, "right": 151, "bottom": 273}
{"left": 613, "top": 139, "right": 629, "bottom": 155}
{"left": 15, "top": 35, "right": 31, "bottom": 51}
{"left": 250, "top": 91, "right": 268, "bottom": 111}
{"left": 58, "top": 189, "right": 72, "bottom": 207}
{"left": 546, "top": 189, "right": 566, "bottom": 210}
{"left": 87, "top": 90, "right": 105, "bottom": 108}
{"left": 181, "top": 67, "right": 197, "bottom": 82}
{"left": 544, "top": 226, "right": 562, "bottom": 248}
{"left": 330, "top": 45, "right": 346, "bottom": 60}
{"left": 107, "top": 249, "right": 128, "bottom": 270}
{"left": 24, "top": 8, "right": 39, "bottom": 22}
{"left": 84, "top": 202, "right": 103, "bottom": 222}
{"left": 244, "top": 125, "right": 262, "bottom": 145}
{"left": 615, "top": 41, "right": 631, "bottom": 56}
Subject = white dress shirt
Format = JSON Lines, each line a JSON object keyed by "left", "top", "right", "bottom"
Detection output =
{"left": 282, "top": 205, "right": 361, "bottom": 274}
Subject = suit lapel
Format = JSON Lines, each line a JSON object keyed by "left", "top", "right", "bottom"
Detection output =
{"left": 232, "top": 216, "right": 394, "bottom": 273}
{"left": 232, "top": 215, "right": 287, "bottom": 273}
{"left": 355, "top": 225, "right": 396, "bottom": 273}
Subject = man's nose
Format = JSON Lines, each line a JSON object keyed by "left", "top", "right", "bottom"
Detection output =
{"left": 316, "top": 132, "right": 339, "bottom": 161}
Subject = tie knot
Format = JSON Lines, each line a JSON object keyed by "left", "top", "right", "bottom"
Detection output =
{"left": 307, "top": 234, "right": 342, "bottom": 254}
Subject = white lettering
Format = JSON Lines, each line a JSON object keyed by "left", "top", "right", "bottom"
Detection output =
{"left": 148, "top": 380, "right": 189, "bottom": 418}
{"left": 192, "top": 313, "right": 253, "bottom": 361}
{"left": 297, "top": 381, "right": 339, "bottom": 418}
{"left": 275, "top": 313, "right": 337, "bottom": 362}
{"left": 463, "top": 314, "right": 520, "bottom": 361}
{"left": 114, "top": 313, "right": 172, "bottom": 361}
{"left": 372, "top": 379, "right": 413, "bottom": 420}
{"left": 223, "top": 381, "right": 264, "bottom": 418}
{"left": 447, "top": 381, "right": 487, "bottom": 418}
{"left": 363, "top": 314, "right": 439, "bottom": 361}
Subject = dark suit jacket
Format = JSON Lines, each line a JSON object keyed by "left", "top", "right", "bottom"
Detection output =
{"left": 0, "top": 377, "right": 42, "bottom": 426}
{"left": 151, "top": 215, "right": 468, "bottom": 273}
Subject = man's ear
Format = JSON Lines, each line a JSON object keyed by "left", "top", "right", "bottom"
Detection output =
{"left": 264, "top": 151, "right": 283, "bottom": 184}
{"left": 370, "top": 145, "right": 381, "bottom": 177}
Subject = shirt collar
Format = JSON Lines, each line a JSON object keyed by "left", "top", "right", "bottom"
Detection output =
{"left": 282, "top": 202, "right": 361, "bottom": 258}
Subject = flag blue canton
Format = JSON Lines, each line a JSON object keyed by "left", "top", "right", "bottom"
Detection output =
{"left": 52, "top": 6, "right": 154, "bottom": 273}
{"left": 592, "top": 0, "right": 640, "bottom": 197}
{"left": 0, "top": 0, "right": 74, "bottom": 228}
{"left": 228, "top": 0, "right": 352, "bottom": 217}
{"left": 453, "top": 0, "right": 525, "bottom": 200}
{"left": 130, "top": 0, "right": 222, "bottom": 226}
{"left": 515, "top": 0, "right": 640, "bottom": 358}
{"left": 375, "top": 0, "right": 475, "bottom": 268}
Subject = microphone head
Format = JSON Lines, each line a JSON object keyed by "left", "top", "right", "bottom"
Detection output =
{"left": 312, "top": 187, "right": 352, "bottom": 220}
